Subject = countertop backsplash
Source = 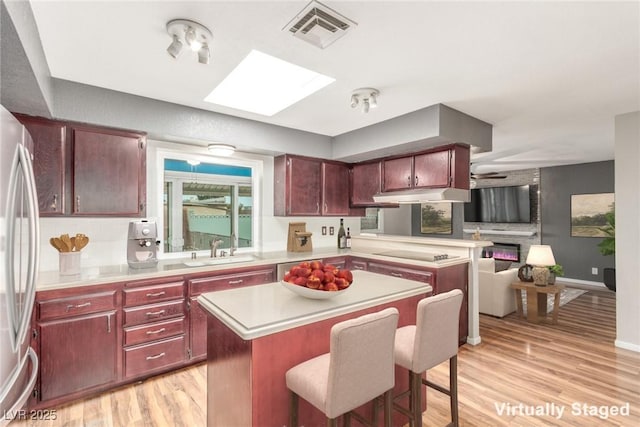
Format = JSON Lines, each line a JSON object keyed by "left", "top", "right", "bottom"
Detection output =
{"left": 38, "top": 216, "right": 362, "bottom": 273}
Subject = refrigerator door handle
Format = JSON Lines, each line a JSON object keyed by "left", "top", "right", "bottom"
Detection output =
{"left": 4, "top": 145, "right": 40, "bottom": 353}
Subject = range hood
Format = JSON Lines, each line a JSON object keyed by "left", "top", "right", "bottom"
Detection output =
{"left": 372, "top": 187, "right": 470, "bottom": 204}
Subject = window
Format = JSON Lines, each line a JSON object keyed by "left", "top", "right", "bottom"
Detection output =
{"left": 161, "top": 157, "right": 255, "bottom": 255}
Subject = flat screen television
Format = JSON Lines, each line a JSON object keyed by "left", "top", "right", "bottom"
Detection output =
{"left": 464, "top": 185, "right": 533, "bottom": 223}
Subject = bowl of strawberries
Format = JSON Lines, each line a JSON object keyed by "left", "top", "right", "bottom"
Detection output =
{"left": 281, "top": 260, "right": 353, "bottom": 299}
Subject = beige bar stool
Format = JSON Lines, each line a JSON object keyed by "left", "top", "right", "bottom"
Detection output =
{"left": 393, "top": 290, "right": 463, "bottom": 427}
{"left": 286, "top": 307, "right": 399, "bottom": 427}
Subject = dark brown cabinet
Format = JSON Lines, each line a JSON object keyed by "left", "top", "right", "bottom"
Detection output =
{"left": 274, "top": 154, "right": 363, "bottom": 216}
{"left": 188, "top": 266, "right": 275, "bottom": 361}
{"left": 322, "top": 162, "right": 350, "bottom": 215}
{"left": 71, "top": 126, "right": 146, "bottom": 216}
{"left": 362, "top": 258, "right": 468, "bottom": 344}
{"left": 15, "top": 115, "right": 66, "bottom": 215}
{"left": 35, "top": 289, "right": 118, "bottom": 403}
{"left": 14, "top": 114, "right": 146, "bottom": 217}
{"left": 122, "top": 278, "right": 186, "bottom": 379}
{"left": 382, "top": 144, "right": 470, "bottom": 192}
{"left": 274, "top": 155, "right": 322, "bottom": 216}
{"left": 350, "top": 161, "right": 399, "bottom": 208}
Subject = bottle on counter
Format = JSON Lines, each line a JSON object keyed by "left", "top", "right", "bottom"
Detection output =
{"left": 346, "top": 227, "right": 352, "bottom": 248}
{"left": 337, "top": 218, "right": 346, "bottom": 249}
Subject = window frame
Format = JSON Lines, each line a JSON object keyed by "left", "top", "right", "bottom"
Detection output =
{"left": 151, "top": 145, "right": 262, "bottom": 260}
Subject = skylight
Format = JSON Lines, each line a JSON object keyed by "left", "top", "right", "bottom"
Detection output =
{"left": 204, "top": 50, "right": 335, "bottom": 116}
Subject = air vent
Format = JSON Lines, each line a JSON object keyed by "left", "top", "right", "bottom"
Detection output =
{"left": 283, "top": 0, "right": 356, "bottom": 49}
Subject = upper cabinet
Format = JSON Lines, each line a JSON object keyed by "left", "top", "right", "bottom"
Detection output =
{"left": 274, "top": 155, "right": 363, "bottom": 216}
{"left": 15, "top": 114, "right": 146, "bottom": 217}
{"left": 382, "top": 144, "right": 470, "bottom": 192}
{"left": 350, "top": 161, "right": 398, "bottom": 208}
{"left": 71, "top": 125, "right": 146, "bottom": 216}
{"left": 16, "top": 115, "right": 67, "bottom": 215}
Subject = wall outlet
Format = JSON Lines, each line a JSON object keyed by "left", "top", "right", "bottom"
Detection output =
{"left": 591, "top": 267, "right": 598, "bottom": 275}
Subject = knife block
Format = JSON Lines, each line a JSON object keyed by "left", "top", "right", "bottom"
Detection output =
{"left": 287, "top": 222, "right": 313, "bottom": 252}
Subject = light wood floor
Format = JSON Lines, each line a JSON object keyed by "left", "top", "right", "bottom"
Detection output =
{"left": 13, "top": 287, "right": 639, "bottom": 426}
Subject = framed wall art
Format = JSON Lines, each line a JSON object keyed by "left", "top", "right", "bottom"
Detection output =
{"left": 570, "top": 193, "right": 614, "bottom": 237}
{"left": 420, "top": 202, "right": 452, "bottom": 235}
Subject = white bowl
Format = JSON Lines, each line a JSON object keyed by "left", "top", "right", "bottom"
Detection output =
{"left": 281, "top": 281, "right": 350, "bottom": 299}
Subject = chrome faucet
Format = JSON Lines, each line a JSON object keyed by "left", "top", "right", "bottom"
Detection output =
{"left": 230, "top": 233, "right": 237, "bottom": 256}
{"left": 210, "top": 237, "right": 223, "bottom": 258}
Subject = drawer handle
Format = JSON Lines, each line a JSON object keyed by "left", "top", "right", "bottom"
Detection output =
{"left": 228, "top": 279, "right": 243, "bottom": 285}
{"left": 66, "top": 302, "right": 91, "bottom": 311}
{"left": 146, "top": 310, "right": 166, "bottom": 317}
{"left": 146, "top": 291, "right": 166, "bottom": 298}
{"left": 415, "top": 175, "right": 419, "bottom": 186}
{"left": 146, "top": 352, "right": 166, "bottom": 361}
{"left": 354, "top": 265, "right": 364, "bottom": 270}
{"left": 390, "top": 272, "right": 403, "bottom": 278}
{"left": 146, "top": 328, "right": 166, "bottom": 335}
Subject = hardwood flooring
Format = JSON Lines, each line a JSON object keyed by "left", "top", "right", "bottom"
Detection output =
{"left": 12, "top": 287, "right": 639, "bottom": 427}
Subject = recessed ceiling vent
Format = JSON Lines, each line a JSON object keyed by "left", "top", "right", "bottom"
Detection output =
{"left": 283, "top": 0, "right": 356, "bottom": 49}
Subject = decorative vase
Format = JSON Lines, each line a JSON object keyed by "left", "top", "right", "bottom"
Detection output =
{"left": 548, "top": 273, "right": 556, "bottom": 285}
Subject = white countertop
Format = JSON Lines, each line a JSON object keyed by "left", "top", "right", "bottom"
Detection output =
{"left": 197, "top": 270, "right": 432, "bottom": 340}
{"left": 36, "top": 247, "right": 469, "bottom": 291}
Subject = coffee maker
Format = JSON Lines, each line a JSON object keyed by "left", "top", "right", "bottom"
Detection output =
{"left": 127, "top": 219, "right": 159, "bottom": 269}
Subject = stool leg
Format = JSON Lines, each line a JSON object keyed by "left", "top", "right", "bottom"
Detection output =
{"left": 410, "top": 371, "right": 423, "bottom": 427}
{"left": 383, "top": 389, "right": 393, "bottom": 427}
{"left": 289, "top": 391, "right": 299, "bottom": 427}
{"left": 450, "top": 355, "right": 459, "bottom": 427}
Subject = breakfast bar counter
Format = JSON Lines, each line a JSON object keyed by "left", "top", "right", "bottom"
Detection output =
{"left": 197, "top": 270, "right": 432, "bottom": 426}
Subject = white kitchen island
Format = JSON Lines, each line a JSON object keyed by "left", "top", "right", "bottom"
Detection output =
{"left": 198, "top": 270, "right": 432, "bottom": 427}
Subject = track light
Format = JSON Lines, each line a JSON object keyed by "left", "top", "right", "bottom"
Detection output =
{"left": 350, "top": 88, "right": 380, "bottom": 113}
{"left": 166, "top": 19, "right": 212, "bottom": 65}
{"left": 167, "top": 34, "right": 183, "bottom": 58}
{"left": 198, "top": 43, "right": 210, "bottom": 65}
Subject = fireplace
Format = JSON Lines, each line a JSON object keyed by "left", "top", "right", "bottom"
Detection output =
{"left": 482, "top": 242, "right": 521, "bottom": 263}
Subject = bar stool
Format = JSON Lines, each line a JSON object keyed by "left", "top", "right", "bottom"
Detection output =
{"left": 393, "top": 289, "right": 463, "bottom": 427}
{"left": 286, "top": 307, "right": 399, "bottom": 427}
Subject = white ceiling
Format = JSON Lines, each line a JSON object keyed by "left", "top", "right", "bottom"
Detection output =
{"left": 29, "top": 1, "right": 639, "bottom": 173}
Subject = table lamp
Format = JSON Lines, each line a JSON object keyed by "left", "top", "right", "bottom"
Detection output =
{"left": 526, "top": 245, "right": 556, "bottom": 286}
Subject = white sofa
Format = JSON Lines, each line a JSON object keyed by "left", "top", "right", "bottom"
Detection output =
{"left": 478, "top": 257, "right": 519, "bottom": 318}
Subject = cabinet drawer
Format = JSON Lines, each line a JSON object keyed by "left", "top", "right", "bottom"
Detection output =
{"left": 124, "top": 335, "right": 186, "bottom": 378}
{"left": 367, "top": 262, "right": 433, "bottom": 284}
{"left": 123, "top": 317, "right": 186, "bottom": 347}
{"left": 123, "top": 300, "right": 185, "bottom": 327}
{"left": 38, "top": 291, "right": 117, "bottom": 321}
{"left": 189, "top": 268, "right": 275, "bottom": 295}
{"left": 123, "top": 281, "right": 184, "bottom": 307}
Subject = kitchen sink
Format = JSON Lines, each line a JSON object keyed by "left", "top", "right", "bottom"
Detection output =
{"left": 182, "top": 254, "right": 255, "bottom": 268}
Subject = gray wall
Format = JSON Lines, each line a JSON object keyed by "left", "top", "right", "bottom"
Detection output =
{"left": 541, "top": 161, "right": 615, "bottom": 281}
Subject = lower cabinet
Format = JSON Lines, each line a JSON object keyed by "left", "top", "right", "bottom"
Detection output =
{"left": 188, "top": 266, "right": 276, "bottom": 361}
{"left": 122, "top": 277, "right": 187, "bottom": 379}
{"left": 35, "top": 288, "right": 119, "bottom": 404}
{"left": 358, "top": 259, "right": 468, "bottom": 344}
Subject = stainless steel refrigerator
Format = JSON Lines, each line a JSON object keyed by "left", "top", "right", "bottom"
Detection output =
{"left": 0, "top": 104, "right": 40, "bottom": 425}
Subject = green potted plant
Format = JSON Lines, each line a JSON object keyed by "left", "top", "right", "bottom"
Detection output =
{"left": 548, "top": 264, "right": 564, "bottom": 284}
{"left": 598, "top": 209, "right": 615, "bottom": 291}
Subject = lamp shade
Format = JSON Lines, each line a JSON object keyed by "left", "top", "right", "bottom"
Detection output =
{"left": 526, "top": 245, "right": 556, "bottom": 267}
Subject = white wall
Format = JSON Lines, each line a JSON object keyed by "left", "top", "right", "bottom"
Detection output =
{"left": 38, "top": 140, "right": 361, "bottom": 272}
{"left": 614, "top": 111, "right": 640, "bottom": 352}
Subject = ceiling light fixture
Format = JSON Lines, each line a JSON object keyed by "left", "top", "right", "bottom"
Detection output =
{"left": 350, "top": 88, "right": 380, "bottom": 113}
{"left": 208, "top": 144, "right": 236, "bottom": 156}
{"left": 166, "top": 19, "right": 212, "bottom": 64}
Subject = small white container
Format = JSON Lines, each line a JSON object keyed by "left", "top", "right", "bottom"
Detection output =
{"left": 59, "top": 252, "right": 81, "bottom": 276}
